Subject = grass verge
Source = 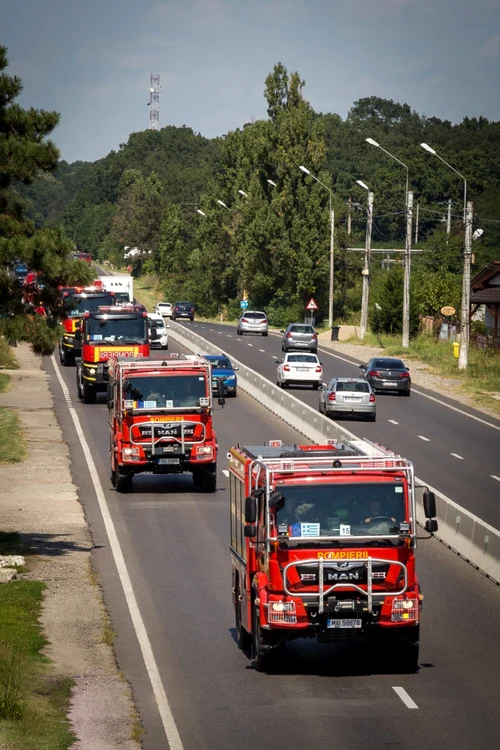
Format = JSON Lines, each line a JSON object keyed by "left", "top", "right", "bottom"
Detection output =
{"left": 0, "top": 408, "right": 26, "bottom": 464}
{"left": 343, "top": 332, "right": 500, "bottom": 414}
{"left": 0, "top": 581, "right": 76, "bottom": 750}
{"left": 0, "top": 338, "right": 18, "bottom": 394}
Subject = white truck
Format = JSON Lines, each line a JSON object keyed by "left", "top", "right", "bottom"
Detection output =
{"left": 98, "top": 276, "right": 133, "bottom": 304}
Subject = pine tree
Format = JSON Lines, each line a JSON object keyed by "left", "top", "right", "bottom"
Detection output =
{"left": 0, "top": 46, "right": 93, "bottom": 354}
{"left": 370, "top": 265, "right": 419, "bottom": 336}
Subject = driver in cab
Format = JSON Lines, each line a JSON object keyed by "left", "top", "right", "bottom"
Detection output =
{"left": 362, "top": 498, "right": 397, "bottom": 524}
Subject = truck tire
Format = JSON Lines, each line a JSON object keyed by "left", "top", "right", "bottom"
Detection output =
{"left": 61, "top": 349, "right": 73, "bottom": 367}
{"left": 115, "top": 471, "right": 133, "bottom": 494}
{"left": 252, "top": 601, "right": 273, "bottom": 673}
{"left": 82, "top": 383, "right": 96, "bottom": 404}
{"left": 235, "top": 584, "right": 251, "bottom": 651}
{"left": 200, "top": 464, "right": 217, "bottom": 493}
{"left": 376, "top": 626, "right": 420, "bottom": 673}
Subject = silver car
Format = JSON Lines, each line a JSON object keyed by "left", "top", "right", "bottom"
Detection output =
{"left": 281, "top": 323, "right": 318, "bottom": 352}
{"left": 236, "top": 310, "right": 268, "bottom": 336}
{"left": 319, "top": 377, "right": 376, "bottom": 421}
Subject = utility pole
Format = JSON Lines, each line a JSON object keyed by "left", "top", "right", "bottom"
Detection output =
{"left": 458, "top": 201, "right": 473, "bottom": 370}
{"left": 414, "top": 202, "right": 419, "bottom": 245}
{"left": 359, "top": 191, "right": 374, "bottom": 340}
{"left": 347, "top": 197, "right": 352, "bottom": 236}
{"left": 446, "top": 198, "right": 452, "bottom": 239}
{"left": 402, "top": 190, "right": 414, "bottom": 349}
{"left": 329, "top": 198, "right": 335, "bottom": 328}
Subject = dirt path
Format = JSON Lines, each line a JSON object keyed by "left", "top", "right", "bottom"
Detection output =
{"left": 0, "top": 345, "right": 141, "bottom": 749}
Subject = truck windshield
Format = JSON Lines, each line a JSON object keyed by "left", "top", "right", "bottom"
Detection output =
{"left": 86, "top": 317, "right": 147, "bottom": 344}
{"left": 275, "top": 482, "right": 406, "bottom": 538}
{"left": 123, "top": 375, "right": 207, "bottom": 408}
{"left": 66, "top": 295, "right": 114, "bottom": 314}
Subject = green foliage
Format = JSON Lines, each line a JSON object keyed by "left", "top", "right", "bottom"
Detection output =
{"left": 370, "top": 266, "right": 419, "bottom": 336}
{"left": 0, "top": 407, "right": 26, "bottom": 463}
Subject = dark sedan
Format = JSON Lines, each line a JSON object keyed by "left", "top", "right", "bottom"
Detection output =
{"left": 359, "top": 357, "right": 411, "bottom": 396}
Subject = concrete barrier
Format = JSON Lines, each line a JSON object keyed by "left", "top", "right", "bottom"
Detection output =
{"left": 170, "top": 322, "right": 500, "bottom": 585}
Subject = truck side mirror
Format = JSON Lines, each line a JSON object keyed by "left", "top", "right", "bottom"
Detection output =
{"left": 244, "top": 525, "right": 257, "bottom": 538}
{"left": 245, "top": 495, "right": 257, "bottom": 524}
{"left": 269, "top": 491, "right": 283, "bottom": 508}
{"left": 425, "top": 519, "right": 438, "bottom": 533}
{"left": 423, "top": 490, "right": 436, "bottom": 519}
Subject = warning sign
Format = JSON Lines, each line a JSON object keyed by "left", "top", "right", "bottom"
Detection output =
{"left": 305, "top": 297, "right": 319, "bottom": 311}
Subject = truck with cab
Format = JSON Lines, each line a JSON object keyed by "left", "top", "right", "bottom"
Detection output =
{"left": 76, "top": 306, "right": 149, "bottom": 403}
{"left": 228, "top": 438, "right": 438, "bottom": 672}
{"left": 59, "top": 289, "right": 116, "bottom": 366}
{"left": 98, "top": 275, "right": 133, "bottom": 304}
{"left": 107, "top": 355, "right": 222, "bottom": 493}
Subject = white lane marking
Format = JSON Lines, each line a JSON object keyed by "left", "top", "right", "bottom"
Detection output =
{"left": 247, "top": 343, "right": 253, "bottom": 347}
{"left": 218, "top": 331, "right": 223, "bottom": 335}
{"left": 418, "top": 435, "right": 430, "bottom": 442}
{"left": 388, "top": 419, "right": 399, "bottom": 425}
{"left": 227, "top": 335, "right": 232, "bottom": 338}
{"left": 450, "top": 453, "right": 464, "bottom": 460}
{"left": 491, "top": 475, "right": 500, "bottom": 482}
{"left": 259, "top": 349, "right": 265, "bottom": 353}
{"left": 50, "top": 356, "right": 184, "bottom": 750}
{"left": 222, "top": 469, "right": 229, "bottom": 478}
{"left": 201, "top": 326, "right": 206, "bottom": 329}
{"left": 392, "top": 686, "right": 418, "bottom": 710}
{"left": 209, "top": 328, "right": 214, "bottom": 331}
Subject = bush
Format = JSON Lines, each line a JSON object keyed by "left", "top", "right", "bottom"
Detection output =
{"left": 370, "top": 266, "right": 419, "bottom": 337}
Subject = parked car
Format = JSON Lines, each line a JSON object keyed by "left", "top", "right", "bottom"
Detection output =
{"left": 274, "top": 352, "right": 323, "bottom": 389}
{"left": 236, "top": 310, "right": 268, "bottom": 336}
{"left": 155, "top": 302, "right": 173, "bottom": 318}
{"left": 172, "top": 301, "right": 195, "bottom": 321}
{"left": 359, "top": 357, "right": 411, "bottom": 396}
{"left": 147, "top": 313, "right": 169, "bottom": 349}
{"left": 204, "top": 354, "right": 239, "bottom": 397}
{"left": 319, "top": 377, "right": 376, "bottom": 421}
{"left": 281, "top": 323, "right": 318, "bottom": 353}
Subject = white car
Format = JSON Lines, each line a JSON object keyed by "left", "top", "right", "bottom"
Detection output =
{"left": 147, "top": 313, "right": 169, "bottom": 349}
{"left": 274, "top": 352, "right": 323, "bottom": 389}
{"left": 155, "top": 302, "right": 173, "bottom": 318}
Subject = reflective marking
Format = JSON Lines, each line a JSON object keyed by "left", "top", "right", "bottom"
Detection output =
{"left": 50, "top": 356, "right": 184, "bottom": 750}
{"left": 392, "top": 686, "right": 418, "bottom": 710}
{"left": 450, "top": 453, "right": 464, "bottom": 460}
{"left": 222, "top": 469, "right": 230, "bottom": 477}
{"left": 388, "top": 419, "right": 399, "bottom": 425}
{"left": 259, "top": 349, "right": 265, "bottom": 353}
{"left": 247, "top": 343, "right": 253, "bottom": 347}
{"left": 491, "top": 475, "right": 500, "bottom": 482}
{"left": 418, "top": 435, "right": 430, "bottom": 442}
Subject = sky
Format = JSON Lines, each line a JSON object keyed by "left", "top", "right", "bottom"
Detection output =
{"left": 2, "top": 0, "right": 500, "bottom": 163}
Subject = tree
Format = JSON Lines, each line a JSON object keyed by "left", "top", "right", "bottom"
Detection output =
{"left": 0, "top": 47, "right": 93, "bottom": 354}
{"left": 370, "top": 266, "right": 419, "bottom": 336}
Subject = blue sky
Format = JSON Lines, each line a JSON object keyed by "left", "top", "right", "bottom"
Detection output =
{"left": 2, "top": 0, "right": 500, "bottom": 163}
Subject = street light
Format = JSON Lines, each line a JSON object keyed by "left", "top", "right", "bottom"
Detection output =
{"left": 355, "top": 180, "right": 374, "bottom": 340}
{"left": 267, "top": 179, "right": 277, "bottom": 187}
{"left": 217, "top": 199, "right": 229, "bottom": 209}
{"left": 366, "top": 137, "right": 413, "bottom": 349}
{"left": 196, "top": 209, "right": 207, "bottom": 217}
{"left": 298, "top": 165, "right": 335, "bottom": 328}
{"left": 420, "top": 143, "right": 467, "bottom": 223}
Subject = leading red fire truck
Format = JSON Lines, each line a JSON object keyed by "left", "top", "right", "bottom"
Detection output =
{"left": 76, "top": 306, "right": 149, "bottom": 403}
{"left": 59, "top": 288, "right": 115, "bottom": 366}
{"left": 228, "top": 438, "right": 438, "bottom": 672}
{"left": 107, "top": 355, "right": 220, "bottom": 493}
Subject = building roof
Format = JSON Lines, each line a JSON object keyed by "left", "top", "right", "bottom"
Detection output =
{"left": 471, "top": 287, "right": 500, "bottom": 304}
{"left": 471, "top": 260, "right": 500, "bottom": 291}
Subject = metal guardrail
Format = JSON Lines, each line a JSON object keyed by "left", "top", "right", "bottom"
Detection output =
{"left": 169, "top": 321, "right": 500, "bottom": 586}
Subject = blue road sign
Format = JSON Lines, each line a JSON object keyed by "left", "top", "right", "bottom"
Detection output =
{"left": 240, "top": 300, "right": 249, "bottom": 309}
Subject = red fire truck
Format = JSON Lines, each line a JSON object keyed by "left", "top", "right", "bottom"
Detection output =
{"left": 107, "top": 355, "right": 221, "bottom": 493}
{"left": 59, "top": 288, "right": 116, "bottom": 366}
{"left": 228, "top": 438, "right": 438, "bottom": 672}
{"left": 76, "top": 306, "right": 149, "bottom": 403}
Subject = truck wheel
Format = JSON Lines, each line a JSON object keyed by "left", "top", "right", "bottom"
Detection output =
{"left": 200, "top": 464, "right": 217, "bottom": 493}
{"left": 82, "top": 384, "right": 96, "bottom": 404}
{"left": 61, "top": 349, "right": 73, "bottom": 367}
{"left": 252, "top": 601, "right": 272, "bottom": 673}
{"left": 116, "top": 471, "right": 133, "bottom": 494}
{"left": 376, "top": 626, "right": 420, "bottom": 673}
{"left": 235, "top": 586, "right": 251, "bottom": 651}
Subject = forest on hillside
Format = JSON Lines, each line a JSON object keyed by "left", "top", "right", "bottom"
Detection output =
{"left": 19, "top": 63, "right": 500, "bottom": 326}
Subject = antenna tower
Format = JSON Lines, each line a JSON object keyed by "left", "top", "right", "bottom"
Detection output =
{"left": 147, "top": 74, "right": 161, "bottom": 130}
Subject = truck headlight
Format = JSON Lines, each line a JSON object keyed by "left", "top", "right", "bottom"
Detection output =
{"left": 88, "top": 368, "right": 96, "bottom": 375}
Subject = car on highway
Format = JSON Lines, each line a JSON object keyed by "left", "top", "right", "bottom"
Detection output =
{"left": 147, "top": 313, "right": 169, "bottom": 349}
{"left": 359, "top": 357, "right": 411, "bottom": 396}
{"left": 281, "top": 323, "right": 318, "bottom": 353}
{"left": 236, "top": 310, "right": 268, "bottom": 336}
{"left": 204, "top": 354, "right": 239, "bottom": 397}
{"left": 319, "top": 377, "right": 376, "bottom": 421}
{"left": 274, "top": 352, "right": 323, "bottom": 389}
{"left": 155, "top": 302, "right": 173, "bottom": 318}
{"left": 172, "top": 301, "right": 195, "bottom": 321}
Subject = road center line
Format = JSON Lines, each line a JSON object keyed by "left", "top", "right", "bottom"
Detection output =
{"left": 491, "top": 475, "right": 500, "bottom": 482}
{"left": 418, "top": 435, "right": 430, "bottom": 441}
{"left": 450, "top": 453, "right": 464, "bottom": 460}
{"left": 247, "top": 343, "right": 253, "bottom": 347}
{"left": 392, "top": 686, "right": 419, "bottom": 709}
{"left": 388, "top": 419, "right": 399, "bottom": 425}
{"left": 259, "top": 349, "right": 265, "bottom": 353}
{"left": 227, "top": 334, "right": 232, "bottom": 338}
{"left": 50, "top": 356, "right": 184, "bottom": 750}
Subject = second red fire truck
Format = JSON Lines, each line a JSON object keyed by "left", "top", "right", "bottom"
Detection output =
{"left": 228, "top": 438, "right": 438, "bottom": 672}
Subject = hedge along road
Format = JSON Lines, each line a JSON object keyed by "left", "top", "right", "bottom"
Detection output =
{"left": 45, "top": 338, "right": 500, "bottom": 750}
{"left": 178, "top": 320, "right": 500, "bottom": 531}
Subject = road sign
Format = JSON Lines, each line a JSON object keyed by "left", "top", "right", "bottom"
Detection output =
{"left": 242, "top": 289, "right": 248, "bottom": 301}
{"left": 240, "top": 300, "right": 249, "bottom": 310}
{"left": 305, "top": 297, "right": 319, "bottom": 311}
{"left": 440, "top": 306, "right": 456, "bottom": 317}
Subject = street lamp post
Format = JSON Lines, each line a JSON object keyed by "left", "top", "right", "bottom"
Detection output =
{"left": 420, "top": 143, "right": 467, "bottom": 223}
{"left": 299, "top": 165, "right": 335, "bottom": 328}
{"left": 366, "top": 137, "right": 412, "bottom": 348}
{"left": 356, "top": 180, "right": 374, "bottom": 340}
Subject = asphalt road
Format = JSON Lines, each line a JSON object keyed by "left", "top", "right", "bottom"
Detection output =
{"left": 46, "top": 337, "right": 500, "bottom": 750}
{"left": 176, "top": 320, "right": 500, "bottom": 530}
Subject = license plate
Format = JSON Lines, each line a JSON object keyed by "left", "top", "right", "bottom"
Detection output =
{"left": 327, "top": 618, "right": 362, "bottom": 629}
{"left": 296, "top": 367, "right": 309, "bottom": 372}
{"left": 344, "top": 396, "right": 361, "bottom": 402}
{"left": 158, "top": 458, "right": 180, "bottom": 465}
{"left": 383, "top": 382, "right": 394, "bottom": 386}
